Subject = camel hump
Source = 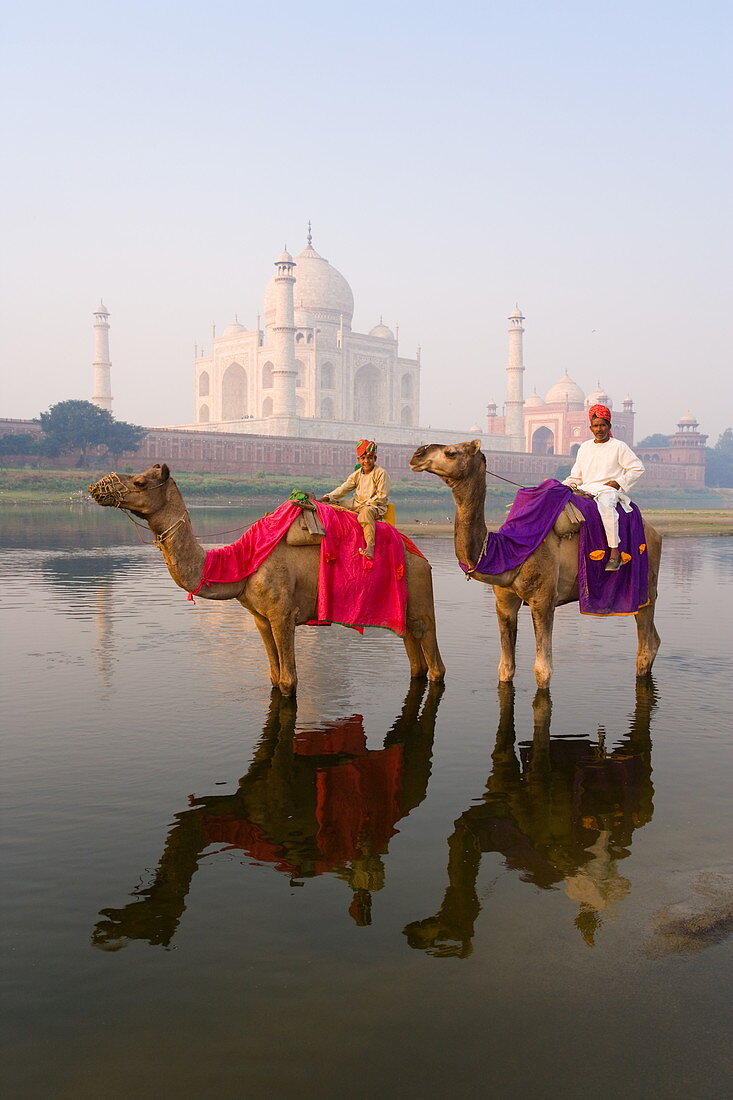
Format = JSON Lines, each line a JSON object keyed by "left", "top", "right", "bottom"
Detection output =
{"left": 285, "top": 510, "right": 325, "bottom": 546}
{"left": 553, "top": 500, "right": 586, "bottom": 538}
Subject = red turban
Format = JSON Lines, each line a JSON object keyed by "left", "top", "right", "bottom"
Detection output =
{"left": 356, "top": 439, "right": 377, "bottom": 457}
{"left": 588, "top": 404, "right": 611, "bottom": 423}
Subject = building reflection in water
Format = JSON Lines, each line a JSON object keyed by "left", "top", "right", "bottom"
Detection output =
{"left": 404, "top": 679, "right": 657, "bottom": 958}
{"left": 92, "top": 680, "right": 443, "bottom": 950}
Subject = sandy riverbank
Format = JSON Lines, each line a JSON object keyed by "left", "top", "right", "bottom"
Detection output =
{"left": 399, "top": 510, "right": 733, "bottom": 539}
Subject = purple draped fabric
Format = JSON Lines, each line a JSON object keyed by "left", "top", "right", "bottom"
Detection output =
{"left": 459, "top": 479, "right": 571, "bottom": 576}
{"left": 460, "top": 478, "right": 649, "bottom": 616}
{"left": 573, "top": 495, "right": 649, "bottom": 616}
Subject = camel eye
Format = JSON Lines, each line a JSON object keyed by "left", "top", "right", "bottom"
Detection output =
{"left": 445, "top": 449, "right": 456, "bottom": 457}
{"left": 132, "top": 477, "right": 148, "bottom": 488}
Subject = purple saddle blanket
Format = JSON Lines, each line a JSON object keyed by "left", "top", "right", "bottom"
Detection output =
{"left": 459, "top": 479, "right": 649, "bottom": 616}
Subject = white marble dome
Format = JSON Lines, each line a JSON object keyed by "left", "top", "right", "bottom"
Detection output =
{"left": 264, "top": 242, "right": 354, "bottom": 325}
{"left": 586, "top": 386, "right": 612, "bottom": 409}
{"left": 678, "top": 412, "right": 698, "bottom": 425}
{"left": 545, "top": 373, "right": 585, "bottom": 407}
{"left": 525, "top": 391, "right": 543, "bottom": 408}
{"left": 222, "top": 321, "right": 246, "bottom": 337}
{"left": 369, "top": 322, "right": 394, "bottom": 340}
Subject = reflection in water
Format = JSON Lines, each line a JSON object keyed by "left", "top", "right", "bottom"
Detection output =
{"left": 92, "top": 680, "right": 444, "bottom": 949}
{"left": 404, "top": 680, "right": 657, "bottom": 957}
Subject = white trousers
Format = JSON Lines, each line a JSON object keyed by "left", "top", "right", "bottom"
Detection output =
{"left": 578, "top": 482, "right": 632, "bottom": 549}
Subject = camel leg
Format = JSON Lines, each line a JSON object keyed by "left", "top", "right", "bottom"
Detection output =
{"left": 422, "top": 628, "right": 446, "bottom": 683}
{"left": 250, "top": 609, "right": 280, "bottom": 686}
{"left": 528, "top": 599, "right": 555, "bottom": 689}
{"left": 635, "top": 601, "right": 661, "bottom": 678}
{"left": 403, "top": 630, "right": 429, "bottom": 679}
{"left": 268, "top": 611, "right": 298, "bottom": 696}
{"left": 405, "top": 617, "right": 446, "bottom": 683}
{"left": 494, "top": 587, "right": 522, "bottom": 683}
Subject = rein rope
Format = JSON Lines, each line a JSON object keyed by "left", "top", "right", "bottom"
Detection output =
{"left": 486, "top": 468, "right": 528, "bottom": 489}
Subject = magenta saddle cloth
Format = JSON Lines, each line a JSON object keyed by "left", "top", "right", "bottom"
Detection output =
{"left": 190, "top": 500, "right": 424, "bottom": 635}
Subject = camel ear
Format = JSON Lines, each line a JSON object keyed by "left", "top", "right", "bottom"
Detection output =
{"left": 160, "top": 463, "right": 170, "bottom": 481}
{"left": 469, "top": 439, "right": 482, "bottom": 454}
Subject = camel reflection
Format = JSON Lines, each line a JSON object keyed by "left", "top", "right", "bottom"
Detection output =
{"left": 404, "top": 680, "right": 656, "bottom": 957}
{"left": 92, "top": 680, "right": 443, "bottom": 949}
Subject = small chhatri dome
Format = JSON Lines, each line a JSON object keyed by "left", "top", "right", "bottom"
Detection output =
{"left": 509, "top": 304, "right": 524, "bottom": 318}
{"left": 586, "top": 384, "right": 612, "bottom": 410}
{"left": 469, "top": 424, "right": 481, "bottom": 433}
{"left": 222, "top": 321, "right": 246, "bottom": 337}
{"left": 678, "top": 412, "right": 698, "bottom": 426}
{"left": 277, "top": 249, "right": 294, "bottom": 263}
{"left": 294, "top": 307, "right": 315, "bottom": 327}
{"left": 94, "top": 300, "right": 109, "bottom": 316}
{"left": 525, "top": 390, "right": 543, "bottom": 408}
{"left": 545, "top": 373, "right": 585, "bottom": 407}
{"left": 370, "top": 321, "right": 394, "bottom": 340}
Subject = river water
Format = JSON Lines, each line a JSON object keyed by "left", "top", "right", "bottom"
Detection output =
{"left": 1, "top": 506, "right": 732, "bottom": 1098}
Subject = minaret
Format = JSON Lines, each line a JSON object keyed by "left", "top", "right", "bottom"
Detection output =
{"left": 271, "top": 249, "right": 297, "bottom": 417}
{"left": 92, "top": 301, "right": 113, "bottom": 412}
{"left": 505, "top": 305, "right": 525, "bottom": 442}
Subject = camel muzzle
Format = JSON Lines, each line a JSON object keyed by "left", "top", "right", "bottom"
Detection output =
{"left": 88, "top": 473, "right": 129, "bottom": 508}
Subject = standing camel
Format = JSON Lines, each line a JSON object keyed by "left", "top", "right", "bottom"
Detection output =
{"left": 89, "top": 464, "right": 444, "bottom": 695}
{"left": 410, "top": 441, "right": 660, "bottom": 687}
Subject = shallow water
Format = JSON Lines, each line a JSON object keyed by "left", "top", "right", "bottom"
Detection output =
{"left": 1, "top": 509, "right": 732, "bottom": 1098}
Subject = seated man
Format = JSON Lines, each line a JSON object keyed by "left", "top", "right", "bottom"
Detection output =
{"left": 563, "top": 404, "right": 645, "bottom": 572}
{"left": 321, "top": 439, "right": 391, "bottom": 559}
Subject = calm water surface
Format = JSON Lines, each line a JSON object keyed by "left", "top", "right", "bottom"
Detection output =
{"left": 1, "top": 507, "right": 732, "bottom": 1098}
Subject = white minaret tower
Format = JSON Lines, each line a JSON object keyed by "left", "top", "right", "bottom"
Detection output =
{"left": 505, "top": 305, "right": 525, "bottom": 443}
{"left": 271, "top": 249, "right": 297, "bottom": 417}
{"left": 92, "top": 301, "right": 113, "bottom": 412}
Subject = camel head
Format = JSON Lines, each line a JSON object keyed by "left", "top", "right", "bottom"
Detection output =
{"left": 409, "top": 440, "right": 486, "bottom": 487}
{"left": 88, "top": 463, "right": 172, "bottom": 518}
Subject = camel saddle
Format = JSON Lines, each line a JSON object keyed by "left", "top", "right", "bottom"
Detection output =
{"left": 553, "top": 500, "right": 586, "bottom": 538}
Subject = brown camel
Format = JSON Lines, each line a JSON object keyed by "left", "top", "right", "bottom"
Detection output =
{"left": 410, "top": 440, "right": 661, "bottom": 687}
{"left": 88, "top": 464, "right": 445, "bottom": 695}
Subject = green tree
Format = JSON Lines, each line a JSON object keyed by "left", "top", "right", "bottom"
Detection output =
{"left": 39, "top": 400, "right": 112, "bottom": 465}
{"left": 705, "top": 428, "right": 733, "bottom": 487}
{"left": 38, "top": 400, "right": 146, "bottom": 466}
{"left": 104, "top": 419, "right": 146, "bottom": 463}
{"left": 0, "top": 433, "right": 40, "bottom": 456}
{"left": 636, "top": 433, "right": 669, "bottom": 447}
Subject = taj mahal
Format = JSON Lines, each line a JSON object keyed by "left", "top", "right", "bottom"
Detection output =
{"left": 87, "top": 234, "right": 706, "bottom": 486}
{"left": 186, "top": 228, "right": 509, "bottom": 449}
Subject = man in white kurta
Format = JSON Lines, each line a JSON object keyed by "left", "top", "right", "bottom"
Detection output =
{"left": 563, "top": 405, "right": 644, "bottom": 571}
{"left": 322, "top": 439, "right": 391, "bottom": 559}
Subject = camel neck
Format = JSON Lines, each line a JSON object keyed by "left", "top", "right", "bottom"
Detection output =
{"left": 145, "top": 489, "right": 205, "bottom": 594}
{"left": 451, "top": 469, "right": 487, "bottom": 570}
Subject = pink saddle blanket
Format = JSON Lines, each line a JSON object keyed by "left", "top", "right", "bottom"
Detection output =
{"left": 190, "top": 500, "right": 424, "bottom": 636}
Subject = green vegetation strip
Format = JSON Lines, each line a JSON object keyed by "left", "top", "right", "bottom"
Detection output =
{"left": 0, "top": 466, "right": 728, "bottom": 510}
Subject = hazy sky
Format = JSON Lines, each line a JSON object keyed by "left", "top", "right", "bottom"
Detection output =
{"left": 1, "top": 0, "right": 731, "bottom": 443}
